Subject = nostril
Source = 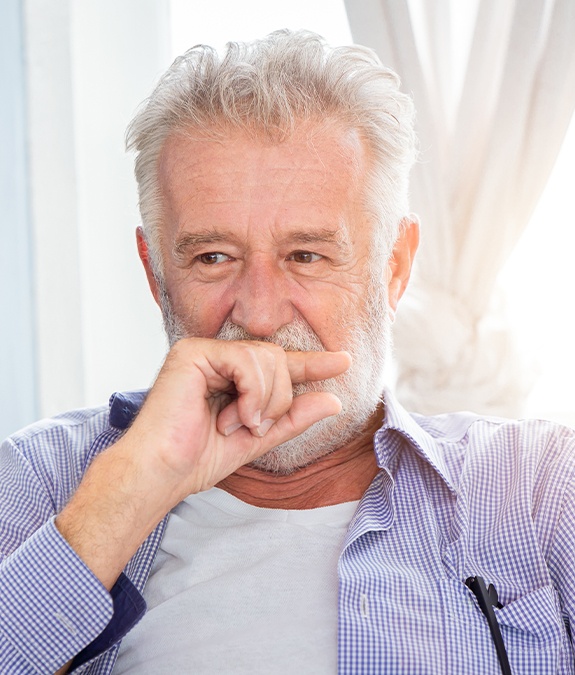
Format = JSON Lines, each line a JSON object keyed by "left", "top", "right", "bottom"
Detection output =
{"left": 229, "top": 294, "right": 294, "bottom": 339}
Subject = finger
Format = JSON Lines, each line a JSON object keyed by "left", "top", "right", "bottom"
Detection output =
{"left": 217, "top": 350, "right": 349, "bottom": 438}
{"left": 256, "top": 347, "right": 293, "bottom": 436}
{"left": 216, "top": 399, "right": 243, "bottom": 437}
{"left": 286, "top": 351, "right": 351, "bottom": 383}
{"left": 233, "top": 345, "right": 273, "bottom": 430}
{"left": 216, "top": 351, "right": 292, "bottom": 437}
{"left": 196, "top": 341, "right": 273, "bottom": 431}
{"left": 233, "top": 343, "right": 292, "bottom": 432}
{"left": 252, "top": 391, "right": 342, "bottom": 449}
{"left": 218, "top": 390, "right": 343, "bottom": 470}
{"left": 196, "top": 343, "right": 350, "bottom": 436}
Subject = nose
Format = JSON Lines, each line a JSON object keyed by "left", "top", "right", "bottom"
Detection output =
{"left": 230, "top": 258, "right": 294, "bottom": 337}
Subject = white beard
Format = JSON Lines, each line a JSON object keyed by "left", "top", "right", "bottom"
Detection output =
{"left": 158, "top": 279, "right": 391, "bottom": 474}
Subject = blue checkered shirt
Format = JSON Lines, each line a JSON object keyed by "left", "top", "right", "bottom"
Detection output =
{"left": 1, "top": 390, "right": 575, "bottom": 673}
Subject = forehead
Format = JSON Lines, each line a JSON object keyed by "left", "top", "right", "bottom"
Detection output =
{"left": 157, "top": 122, "right": 371, "bottom": 242}
{"left": 160, "top": 120, "right": 367, "bottom": 174}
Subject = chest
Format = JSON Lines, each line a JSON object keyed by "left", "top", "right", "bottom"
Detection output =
{"left": 114, "top": 495, "right": 356, "bottom": 674}
{"left": 338, "top": 456, "right": 573, "bottom": 673}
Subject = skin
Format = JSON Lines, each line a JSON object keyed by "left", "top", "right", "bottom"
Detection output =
{"left": 138, "top": 121, "right": 418, "bottom": 507}
{"left": 54, "top": 121, "right": 417, "bottom": 674}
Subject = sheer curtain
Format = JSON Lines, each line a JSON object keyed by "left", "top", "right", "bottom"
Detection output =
{"left": 345, "top": 0, "right": 575, "bottom": 416}
{"left": 20, "top": 0, "right": 170, "bottom": 421}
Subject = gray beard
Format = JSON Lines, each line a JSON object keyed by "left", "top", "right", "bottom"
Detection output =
{"left": 157, "top": 279, "right": 391, "bottom": 474}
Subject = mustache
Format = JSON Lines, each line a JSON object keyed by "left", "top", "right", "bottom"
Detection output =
{"left": 214, "top": 317, "right": 326, "bottom": 353}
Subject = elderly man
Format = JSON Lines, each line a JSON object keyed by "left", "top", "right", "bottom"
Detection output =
{"left": 1, "top": 30, "right": 574, "bottom": 675}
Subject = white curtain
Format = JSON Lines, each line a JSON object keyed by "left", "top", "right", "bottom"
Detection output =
{"left": 22, "top": 0, "right": 170, "bottom": 419}
{"left": 345, "top": 0, "right": 575, "bottom": 416}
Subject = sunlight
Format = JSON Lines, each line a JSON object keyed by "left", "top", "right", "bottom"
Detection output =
{"left": 498, "top": 112, "right": 575, "bottom": 424}
{"left": 169, "top": 0, "right": 575, "bottom": 425}
{"left": 170, "top": 0, "right": 352, "bottom": 57}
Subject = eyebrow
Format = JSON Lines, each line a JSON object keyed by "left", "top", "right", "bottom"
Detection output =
{"left": 173, "top": 231, "right": 235, "bottom": 262}
{"left": 172, "top": 226, "right": 350, "bottom": 261}
{"left": 281, "top": 228, "right": 348, "bottom": 247}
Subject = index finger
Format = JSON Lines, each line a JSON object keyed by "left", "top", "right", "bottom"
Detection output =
{"left": 285, "top": 351, "right": 352, "bottom": 383}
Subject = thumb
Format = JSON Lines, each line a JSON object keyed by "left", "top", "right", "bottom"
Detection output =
{"left": 252, "top": 391, "right": 342, "bottom": 446}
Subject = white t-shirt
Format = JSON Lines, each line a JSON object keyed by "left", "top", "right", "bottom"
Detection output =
{"left": 115, "top": 487, "right": 359, "bottom": 674}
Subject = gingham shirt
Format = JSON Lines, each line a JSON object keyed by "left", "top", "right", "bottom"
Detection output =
{"left": 1, "top": 391, "right": 575, "bottom": 674}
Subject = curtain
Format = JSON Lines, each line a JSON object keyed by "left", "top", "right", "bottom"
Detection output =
{"left": 345, "top": 0, "right": 575, "bottom": 416}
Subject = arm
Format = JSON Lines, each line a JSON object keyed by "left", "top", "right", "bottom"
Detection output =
{"left": 1, "top": 337, "right": 349, "bottom": 673}
{"left": 547, "top": 460, "right": 575, "bottom": 650}
{"left": 0, "top": 429, "right": 118, "bottom": 675}
{"left": 55, "top": 338, "right": 348, "bottom": 590}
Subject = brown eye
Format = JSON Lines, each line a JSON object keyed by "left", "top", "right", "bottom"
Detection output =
{"left": 197, "top": 252, "right": 229, "bottom": 265}
{"left": 289, "top": 251, "right": 322, "bottom": 263}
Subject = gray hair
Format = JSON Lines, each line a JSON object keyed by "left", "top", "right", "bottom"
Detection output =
{"left": 126, "top": 29, "right": 417, "bottom": 278}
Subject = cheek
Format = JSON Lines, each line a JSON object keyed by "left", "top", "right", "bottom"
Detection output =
{"left": 168, "top": 283, "right": 234, "bottom": 338}
{"left": 295, "top": 293, "right": 362, "bottom": 351}
{"left": 320, "top": 283, "right": 381, "bottom": 345}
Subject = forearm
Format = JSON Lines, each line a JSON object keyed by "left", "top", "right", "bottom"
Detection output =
{"left": 55, "top": 437, "right": 178, "bottom": 590}
{"left": 0, "top": 338, "right": 349, "bottom": 672}
{"left": 53, "top": 339, "right": 349, "bottom": 592}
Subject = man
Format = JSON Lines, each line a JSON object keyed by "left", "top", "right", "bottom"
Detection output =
{"left": 1, "top": 29, "right": 574, "bottom": 675}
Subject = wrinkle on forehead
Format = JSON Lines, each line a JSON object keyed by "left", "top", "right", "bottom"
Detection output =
{"left": 159, "top": 119, "right": 368, "bottom": 190}
{"left": 304, "top": 121, "right": 367, "bottom": 176}
{"left": 157, "top": 120, "right": 372, "bottom": 257}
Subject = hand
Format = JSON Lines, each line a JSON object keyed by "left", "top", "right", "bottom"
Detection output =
{"left": 124, "top": 338, "right": 351, "bottom": 503}
{"left": 56, "top": 338, "right": 350, "bottom": 589}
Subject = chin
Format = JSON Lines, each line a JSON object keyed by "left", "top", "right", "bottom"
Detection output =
{"left": 248, "top": 400, "right": 379, "bottom": 475}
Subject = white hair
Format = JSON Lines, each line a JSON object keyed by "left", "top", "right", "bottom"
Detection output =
{"left": 125, "top": 29, "right": 417, "bottom": 278}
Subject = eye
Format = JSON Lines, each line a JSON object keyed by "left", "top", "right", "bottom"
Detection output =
{"left": 287, "top": 250, "right": 322, "bottom": 264}
{"left": 196, "top": 252, "right": 231, "bottom": 265}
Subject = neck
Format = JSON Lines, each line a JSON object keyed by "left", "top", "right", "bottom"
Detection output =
{"left": 216, "top": 407, "right": 383, "bottom": 509}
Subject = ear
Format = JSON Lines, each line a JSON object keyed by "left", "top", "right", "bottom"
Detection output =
{"left": 136, "top": 227, "right": 161, "bottom": 306}
{"left": 386, "top": 215, "right": 419, "bottom": 311}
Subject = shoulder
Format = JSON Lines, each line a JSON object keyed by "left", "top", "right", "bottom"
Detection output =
{"left": 413, "top": 410, "right": 575, "bottom": 463}
{"left": 382, "top": 394, "right": 575, "bottom": 496}
{"left": 5, "top": 404, "right": 115, "bottom": 460}
{"left": 1, "top": 404, "right": 123, "bottom": 513}
{"left": 7, "top": 404, "right": 110, "bottom": 442}
{"left": 4, "top": 388, "right": 149, "bottom": 462}
{"left": 413, "top": 411, "right": 575, "bottom": 517}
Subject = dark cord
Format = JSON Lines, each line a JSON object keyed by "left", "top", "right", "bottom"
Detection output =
{"left": 465, "top": 576, "right": 512, "bottom": 675}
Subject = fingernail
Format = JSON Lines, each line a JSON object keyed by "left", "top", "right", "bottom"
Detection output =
{"left": 256, "top": 418, "right": 274, "bottom": 437}
{"left": 224, "top": 422, "right": 242, "bottom": 436}
{"left": 252, "top": 410, "right": 261, "bottom": 427}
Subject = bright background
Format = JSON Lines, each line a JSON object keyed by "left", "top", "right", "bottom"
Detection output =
{"left": 1, "top": 0, "right": 574, "bottom": 439}
{"left": 171, "top": 0, "right": 575, "bottom": 425}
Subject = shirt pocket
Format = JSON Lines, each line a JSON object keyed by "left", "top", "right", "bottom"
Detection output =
{"left": 494, "top": 584, "right": 573, "bottom": 673}
{"left": 444, "top": 579, "right": 573, "bottom": 674}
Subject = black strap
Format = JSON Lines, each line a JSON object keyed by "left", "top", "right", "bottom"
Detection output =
{"left": 465, "top": 576, "right": 512, "bottom": 675}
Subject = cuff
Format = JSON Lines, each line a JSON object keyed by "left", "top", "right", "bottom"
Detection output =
{"left": 0, "top": 517, "right": 114, "bottom": 673}
{"left": 71, "top": 572, "right": 147, "bottom": 670}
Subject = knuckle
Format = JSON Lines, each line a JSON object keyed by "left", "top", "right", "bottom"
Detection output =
{"left": 245, "top": 341, "right": 281, "bottom": 365}
{"left": 170, "top": 336, "right": 199, "bottom": 355}
{"left": 263, "top": 342, "right": 288, "bottom": 365}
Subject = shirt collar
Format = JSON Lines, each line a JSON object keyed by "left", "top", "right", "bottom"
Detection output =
{"left": 109, "top": 390, "right": 147, "bottom": 429}
{"left": 376, "top": 390, "right": 458, "bottom": 494}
